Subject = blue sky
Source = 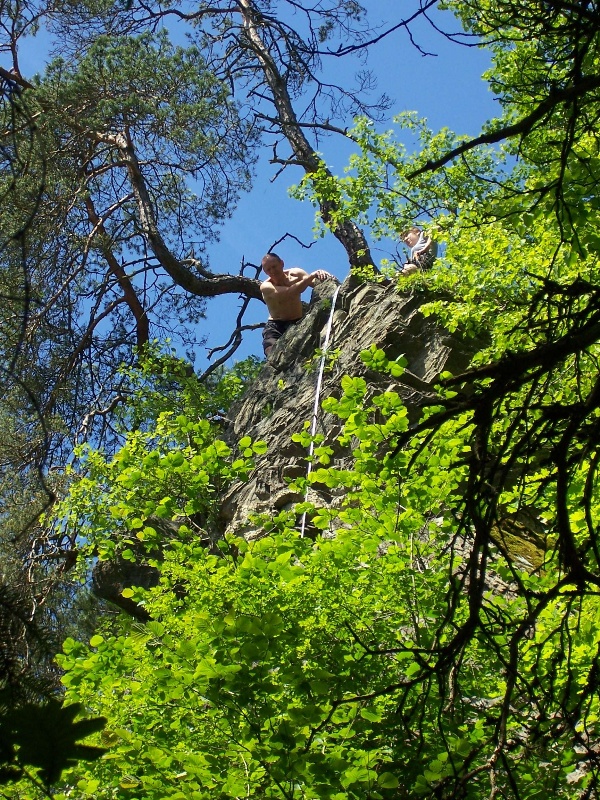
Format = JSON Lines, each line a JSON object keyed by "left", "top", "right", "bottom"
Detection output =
{"left": 204, "top": 3, "right": 498, "bottom": 368}
{"left": 14, "top": 2, "right": 498, "bottom": 372}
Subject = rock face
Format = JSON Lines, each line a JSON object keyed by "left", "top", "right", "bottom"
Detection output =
{"left": 220, "top": 275, "right": 477, "bottom": 538}
{"left": 92, "top": 275, "right": 481, "bottom": 613}
{"left": 93, "top": 275, "right": 543, "bottom": 615}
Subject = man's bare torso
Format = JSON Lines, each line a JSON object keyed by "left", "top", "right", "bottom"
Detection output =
{"left": 260, "top": 267, "right": 307, "bottom": 321}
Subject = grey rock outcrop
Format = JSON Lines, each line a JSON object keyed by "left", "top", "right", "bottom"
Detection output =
{"left": 90, "top": 275, "right": 483, "bottom": 614}
{"left": 91, "top": 274, "right": 540, "bottom": 617}
{"left": 220, "top": 274, "right": 477, "bottom": 538}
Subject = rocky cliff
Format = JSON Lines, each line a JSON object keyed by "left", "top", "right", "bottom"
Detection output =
{"left": 93, "top": 273, "right": 544, "bottom": 615}
{"left": 220, "top": 274, "right": 477, "bottom": 539}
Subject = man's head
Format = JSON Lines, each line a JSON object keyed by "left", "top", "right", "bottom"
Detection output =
{"left": 262, "top": 252, "right": 285, "bottom": 278}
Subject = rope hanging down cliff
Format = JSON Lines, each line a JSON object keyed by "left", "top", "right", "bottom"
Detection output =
{"left": 300, "top": 285, "right": 341, "bottom": 538}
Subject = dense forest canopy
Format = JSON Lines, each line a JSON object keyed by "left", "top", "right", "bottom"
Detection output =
{"left": 2, "top": 0, "right": 600, "bottom": 797}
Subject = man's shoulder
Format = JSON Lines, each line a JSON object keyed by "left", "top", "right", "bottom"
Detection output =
{"left": 286, "top": 267, "right": 309, "bottom": 278}
{"left": 260, "top": 278, "right": 275, "bottom": 293}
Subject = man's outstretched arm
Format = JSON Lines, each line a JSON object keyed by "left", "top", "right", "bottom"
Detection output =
{"left": 285, "top": 269, "right": 335, "bottom": 294}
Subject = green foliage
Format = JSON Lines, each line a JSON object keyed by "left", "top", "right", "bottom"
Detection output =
{"left": 54, "top": 376, "right": 468, "bottom": 798}
{"left": 51, "top": 342, "right": 600, "bottom": 797}
{"left": 51, "top": 417, "right": 259, "bottom": 570}
{"left": 8, "top": 0, "right": 600, "bottom": 797}
{"left": 303, "top": 346, "right": 342, "bottom": 374}
{"left": 0, "top": 348, "right": 266, "bottom": 796}
{"left": 116, "top": 349, "right": 262, "bottom": 432}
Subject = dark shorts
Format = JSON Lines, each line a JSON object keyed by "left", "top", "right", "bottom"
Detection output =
{"left": 262, "top": 318, "right": 301, "bottom": 355}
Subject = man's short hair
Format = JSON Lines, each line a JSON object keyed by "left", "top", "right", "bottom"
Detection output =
{"left": 262, "top": 251, "right": 282, "bottom": 267}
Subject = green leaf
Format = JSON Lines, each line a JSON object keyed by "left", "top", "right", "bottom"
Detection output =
{"left": 147, "top": 621, "right": 165, "bottom": 637}
{"left": 378, "top": 772, "right": 400, "bottom": 788}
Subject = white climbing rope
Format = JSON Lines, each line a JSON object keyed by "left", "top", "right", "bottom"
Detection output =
{"left": 300, "top": 284, "right": 341, "bottom": 538}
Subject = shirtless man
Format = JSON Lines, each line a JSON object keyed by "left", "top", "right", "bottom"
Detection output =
{"left": 260, "top": 252, "right": 334, "bottom": 357}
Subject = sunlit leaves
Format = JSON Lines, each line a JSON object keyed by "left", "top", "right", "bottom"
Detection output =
{"left": 42, "top": 273, "right": 600, "bottom": 798}
{"left": 17, "top": 1, "right": 600, "bottom": 794}
{"left": 49, "top": 383, "right": 260, "bottom": 568}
